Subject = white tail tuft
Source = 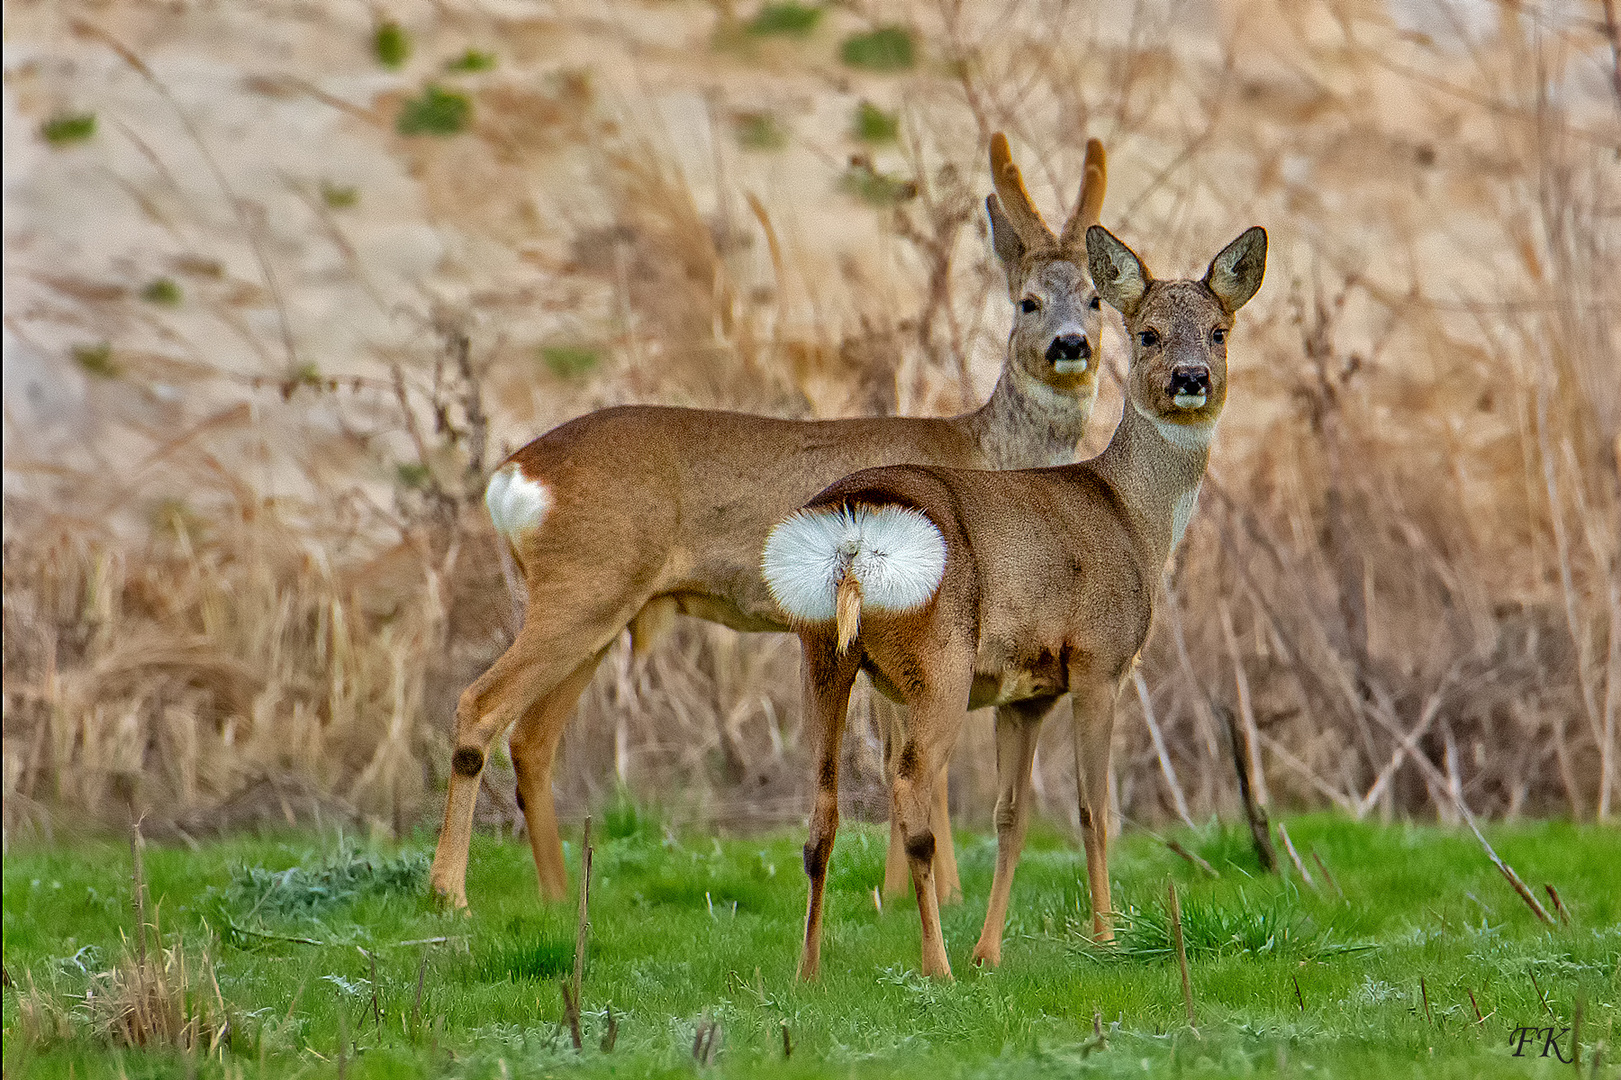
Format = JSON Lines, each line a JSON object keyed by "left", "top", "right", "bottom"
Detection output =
{"left": 485, "top": 464, "right": 553, "bottom": 540}
{"left": 762, "top": 504, "right": 947, "bottom": 627}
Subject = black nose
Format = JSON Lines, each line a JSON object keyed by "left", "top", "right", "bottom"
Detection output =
{"left": 1046, "top": 334, "right": 1091, "bottom": 363}
{"left": 1169, "top": 366, "right": 1210, "bottom": 396}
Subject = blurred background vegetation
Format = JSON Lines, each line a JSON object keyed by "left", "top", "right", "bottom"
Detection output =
{"left": 3, "top": 0, "right": 1616, "bottom": 844}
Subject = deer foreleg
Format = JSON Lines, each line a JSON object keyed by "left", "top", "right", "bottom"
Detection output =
{"left": 972, "top": 697, "right": 1056, "bottom": 966}
{"left": 1072, "top": 678, "right": 1121, "bottom": 942}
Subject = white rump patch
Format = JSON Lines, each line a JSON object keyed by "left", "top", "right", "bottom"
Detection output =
{"left": 762, "top": 505, "right": 946, "bottom": 623}
{"left": 1135, "top": 401, "right": 1216, "bottom": 452}
{"left": 485, "top": 464, "right": 552, "bottom": 539}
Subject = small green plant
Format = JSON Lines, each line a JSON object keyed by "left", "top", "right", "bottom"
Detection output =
{"left": 319, "top": 181, "right": 359, "bottom": 208}
{"left": 396, "top": 462, "right": 431, "bottom": 490}
{"left": 397, "top": 85, "right": 471, "bottom": 136}
{"left": 72, "top": 343, "right": 120, "bottom": 379}
{"left": 852, "top": 100, "right": 898, "bottom": 142}
{"left": 840, "top": 25, "right": 915, "bottom": 71}
{"left": 840, "top": 161, "right": 917, "bottom": 207}
{"left": 140, "top": 278, "right": 182, "bottom": 306}
{"left": 374, "top": 21, "right": 412, "bottom": 69}
{"left": 40, "top": 112, "right": 97, "bottom": 146}
{"left": 1076, "top": 886, "right": 1374, "bottom": 963}
{"left": 540, "top": 344, "right": 600, "bottom": 379}
{"left": 445, "top": 49, "right": 496, "bottom": 72}
{"left": 734, "top": 111, "right": 789, "bottom": 152}
{"left": 220, "top": 843, "right": 428, "bottom": 923}
{"left": 747, "top": 2, "right": 822, "bottom": 36}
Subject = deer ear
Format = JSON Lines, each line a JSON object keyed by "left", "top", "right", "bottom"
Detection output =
{"left": 987, "top": 195, "right": 1027, "bottom": 294}
{"left": 1086, "top": 225, "right": 1149, "bottom": 318}
{"left": 1204, "top": 226, "right": 1267, "bottom": 314}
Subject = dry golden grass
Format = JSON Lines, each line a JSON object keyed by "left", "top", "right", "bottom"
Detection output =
{"left": 3, "top": 0, "right": 1616, "bottom": 840}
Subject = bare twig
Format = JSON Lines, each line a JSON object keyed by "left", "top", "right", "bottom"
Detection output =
{"left": 1219, "top": 705, "right": 1276, "bottom": 872}
{"left": 601, "top": 1005, "right": 619, "bottom": 1052}
{"left": 572, "top": 816, "right": 594, "bottom": 1013}
{"left": 781, "top": 1021, "right": 791, "bottom": 1059}
{"left": 1275, "top": 822, "right": 1317, "bottom": 891}
{"left": 131, "top": 818, "right": 149, "bottom": 969}
{"left": 1544, "top": 884, "right": 1572, "bottom": 925}
{"left": 1134, "top": 671, "right": 1195, "bottom": 828}
{"left": 1529, "top": 968, "right": 1556, "bottom": 1019}
{"left": 1310, "top": 850, "right": 1346, "bottom": 901}
{"left": 1167, "top": 879, "right": 1194, "bottom": 1028}
{"left": 560, "top": 982, "right": 583, "bottom": 1051}
{"left": 1166, "top": 839, "right": 1219, "bottom": 878}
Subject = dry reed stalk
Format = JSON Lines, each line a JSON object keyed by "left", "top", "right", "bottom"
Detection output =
{"left": 1133, "top": 671, "right": 1194, "bottom": 828}
{"left": 1274, "top": 822, "right": 1316, "bottom": 892}
{"left": 1167, "top": 879, "right": 1194, "bottom": 1028}
{"left": 572, "top": 816, "right": 594, "bottom": 1013}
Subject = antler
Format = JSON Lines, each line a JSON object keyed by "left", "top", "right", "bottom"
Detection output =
{"left": 1059, "top": 138, "right": 1107, "bottom": 250}
{"left": 988, "top": 132, "right": 1057, "bottom": 248}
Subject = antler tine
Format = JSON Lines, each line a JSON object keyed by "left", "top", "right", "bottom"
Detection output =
{"left": 989, "top": 132, "right": 1056, "bottom": 247}
{"left": 1059, "top": 138, "right": 1107, "bottom": 250}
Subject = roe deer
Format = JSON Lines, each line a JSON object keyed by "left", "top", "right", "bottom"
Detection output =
{"left": 429, "top": 134, "right": 1109, "bottom": 910}
{"left": 763, "top": 224, "right": 1267, "bottom": 979}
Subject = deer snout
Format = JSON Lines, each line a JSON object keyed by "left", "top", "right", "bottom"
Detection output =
{"left": 1046, "top": 334, "right": 1091, "bottom": 374}
{"left": 1168, "top": 366, "right": 1210, "bottom": 408}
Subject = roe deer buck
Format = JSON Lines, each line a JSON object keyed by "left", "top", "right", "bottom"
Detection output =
{"left": 763, "top": 224, "right": 1267, "bottom": 979}
{"left": 428, "top": 134, "right": 1109, "bottom": 910}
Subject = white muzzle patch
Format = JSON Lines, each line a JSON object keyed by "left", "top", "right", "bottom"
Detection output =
{"left": 1053, "top": 358, "right": 1090, "bottom": 375}
{"left": 485, "top": 464, "right": 552, "bottom": 539}
{"left": 762, "top": 504, "right": 947, "bottom": 623}
{"left": 1172, "top": 392, "right": 1206, "bottom": 409}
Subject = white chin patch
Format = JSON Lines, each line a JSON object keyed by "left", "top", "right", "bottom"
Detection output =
{"left": 1053, "top": 358, "right": 1089, "bottom": 375}
{"left": 1134, "top": 401, "right": 1216, "bottom": 451}
{"left": 763, "top": 504, "right": 946, "bottom": 623}
{"left": 1173, "top": 393, "right": 1206, "bottom": 409}
{"left": 485, "top": 464, "right": 553, "bottom": 539}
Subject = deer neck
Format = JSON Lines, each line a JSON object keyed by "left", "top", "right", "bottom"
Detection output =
{"left": 960, "top": 364, "right": 1093, "bottom": 470}
{"left": 1093, "top": 399, "right": 1216, "bottom": 566}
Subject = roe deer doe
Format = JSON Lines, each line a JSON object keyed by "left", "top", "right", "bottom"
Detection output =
{"left": 429, "top": 134, "right": 1109, "bottom": 910}
{"left": 763, "top": 224, "right": 1267, "bottom": 979}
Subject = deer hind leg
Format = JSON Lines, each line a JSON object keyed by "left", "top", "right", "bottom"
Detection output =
{"left": 877, "top": 692, "right": 911, "bottom": 901}
{"left": 878, "top": 693, "right": 961, "bottom": 905}
{"left": 428, "top": 609, "right": 626, "bottom": 911}
{"left": 798, "top": 635, "right": 861, "bottom": 982}
{"left": 509, "top": 646, "right": 610, "bottom": 901}
{"left": 930, "top": 759, "right": 962, "bottom": 905}
{"left": 971, "top": 697, "right": 1057, "bottom": 967}
{"left": 1072, "top": 677, "right": 1121, "bottom": 942}
{"left": 890, "top": 669, "right": 972, "bottom": 980}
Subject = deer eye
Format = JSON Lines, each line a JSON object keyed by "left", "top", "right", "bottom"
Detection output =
{"left": 1020, "top": 297, "right": 1040, "bottom": 314}
{"left": 1138, "top": 329, "right": 1161, "bottom": 349}
{"left": 1211, "top": 327, "right": 1227, "bottom": 345}
{"left": 1088, "top": 296, "right": 1102, "bottom": 310}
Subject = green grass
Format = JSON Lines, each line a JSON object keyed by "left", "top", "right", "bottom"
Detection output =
{"left": 734, "top": 111, "right": 789, "bottom": 152}
{"left": 396, "top": 86, "right": 471, "bottom": 136}
{"left": 539, "top": 344, "right": 601, "bottom": 379}
{"left": 852, "top": 100, "right": 899, "bottom": 143}
{"left": 4, "top": 815, "right": 1618, "bottom": 1077}
{"left": 39, "top": 112, "right": 97, "bottom": 146}
{"left": 746, "top": 2, "right": 823, "bottom": 36}
{"left": 374, "top": 22, "right": 412, "bottom": 69}
{"left": 840, "top": 26, "right": 915, "bottom": 72}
